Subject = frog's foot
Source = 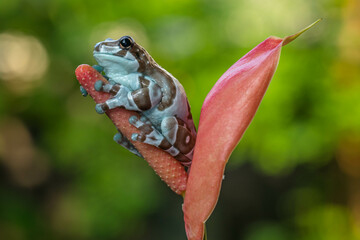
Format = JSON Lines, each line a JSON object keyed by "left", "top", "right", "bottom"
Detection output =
{"left": 95, "top": 102, "right": 108, "bottom": 114}
{"left": 114, "top": 131, "right": 143, "bottom": 158}
{"left": 129, "top": 115, "right": 191, "bottom": 166}
{"left": 80, "top": 85, "right": 88, "bottom": 97}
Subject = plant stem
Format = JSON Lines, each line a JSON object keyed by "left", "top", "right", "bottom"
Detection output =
{"left": 203, "top": 223, "right": 207, "bottom": 240}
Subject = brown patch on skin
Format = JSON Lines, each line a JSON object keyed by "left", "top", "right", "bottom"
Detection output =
{"left": 132, "top": 88, "right": 151, "bottom": 111}
{"left": 187, "top": 101, "right": 194, "bottom": 120}
{"left": 162, "top": 118, "right": 177, "bottom": 143}
{"left": 104, "top": 41, "right": 119, "bottom": 47}
{"left": 185, "top": 101, "right": 197, "bottom": 135}
{"left": 95, "top": 40, "right": 120, "bottom": 52}
{"left": 129, "top": 43, "right": 150, "bottom": 73}
{"left": 138, "top": 123, "right": 154, "bottom": 135}
{"left": 139, "top": 76, "right": 150, "bottom": 88}
{"left": 148, "top": 136, "right": 158, "bottom": 142}
{"left": 101, "top": 103, "right": 109, "bottom": 112}
{"left": 114, "top": 50, "right": 127, "bottom": 57}
{"left": 94, "top": 43, "right": 101, "bottom": 52}
{"left": 128, "top": 42, "right": 177, "bottom": 111}
{"left": 174, "top": 153, "right": 192, "bottom": 163}
{"left": 154, "top": 72, "right": 177, "bottom": 111}
{"left": 137, "top": 133, "right": 146, "bottom": 142}
{"left": 176, "top": 116, "right": 196, "bottom": 136}
{"left": 174, "top": 126, "right": 196, "bottom": 155}
{"left": 110, "top": 85, "right": 120, "bottom": 95}
{"left": 176, "top": 118, "right": 187, "bottom": 128}
{"left": 159, "top": 138, "right": 172, "bottom": 150}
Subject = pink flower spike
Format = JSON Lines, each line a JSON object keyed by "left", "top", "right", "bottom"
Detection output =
{"left": 183, "top": 19, "right": 322, "bottom": 240}
{"left": 75, "top": 64, "right": 188, "bottom": 195}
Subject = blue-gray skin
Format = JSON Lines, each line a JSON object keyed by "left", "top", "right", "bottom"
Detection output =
{"left": 92, "top": 36, "right": 196, "bottom": 165}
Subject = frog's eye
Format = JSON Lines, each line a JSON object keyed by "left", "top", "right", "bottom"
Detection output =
{"left": 119, "top": 36, "right": 134, "bottom": 50}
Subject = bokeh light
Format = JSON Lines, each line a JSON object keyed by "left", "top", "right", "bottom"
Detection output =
{"left": 0, "top": 32, "right": 48, "bottom": 93}
{"left": 225, "top": 0, "right": 317, "bottom": 47}
{"left": 0, "top": 118, "right": 49, "bottom": 187}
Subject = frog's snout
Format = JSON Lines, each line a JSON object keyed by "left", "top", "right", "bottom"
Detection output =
{"left": 94, "top": 42, "right": 101, "bottom": 52}
{"left": 94, "top": 39, "right": 120, "bottom": 53}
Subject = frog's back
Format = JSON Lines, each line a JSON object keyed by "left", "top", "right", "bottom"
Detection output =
{"left": 118, "top": 40, "right": 196, "bottom": 135}
{"left": 144, "top": 67, "right": 196, "bottom": 134}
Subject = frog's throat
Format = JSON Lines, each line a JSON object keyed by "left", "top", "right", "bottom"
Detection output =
{"left": 102, "top": 64, "right": 134, "bottom": 77}
{"left": 93, "top": 53, "right": 139, "bottom": 76}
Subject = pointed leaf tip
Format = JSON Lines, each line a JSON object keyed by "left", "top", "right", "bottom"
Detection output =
{"left": 282, "top": 18, "right": 322, "bottom": 46}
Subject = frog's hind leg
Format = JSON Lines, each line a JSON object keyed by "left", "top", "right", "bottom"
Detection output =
{"left": 160, "top": 116, "right": 196, "bottom": 161}
{"left": 129, "top": 115, "right": 191, "bottom": 166}
{"left": 113, "top": 130, "right": 143, "bottom": 158}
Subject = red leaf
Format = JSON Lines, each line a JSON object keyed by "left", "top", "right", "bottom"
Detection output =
{"left": 75, "top": 64, "right": 188, "bottom": 195}
{"left": 183, "top": 19, "right": 321, "bottom": 240}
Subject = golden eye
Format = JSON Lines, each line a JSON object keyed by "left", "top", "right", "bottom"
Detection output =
{"left": 119, "top": 36, "right": 134, "bottom": 49}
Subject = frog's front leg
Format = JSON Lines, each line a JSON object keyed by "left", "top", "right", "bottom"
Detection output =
{"left": 94, "top": 80, "right": 162, "bottom": 114}
{"left": 94, "top": 80, "right": 122, "bottom": 95}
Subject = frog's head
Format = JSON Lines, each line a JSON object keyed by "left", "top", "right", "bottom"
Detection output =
{"left": 93, "top": 36, "right": 152, "bottom": 75}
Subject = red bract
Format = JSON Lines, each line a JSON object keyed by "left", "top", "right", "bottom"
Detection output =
{"left": 183, "top": 20, "right": 321, "bottom": 240}
{"left": 75, "top": 65, "right": 188, "bottom": 195}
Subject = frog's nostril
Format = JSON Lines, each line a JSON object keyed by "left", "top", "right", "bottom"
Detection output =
{"left": 106, "top": 38, "right": 113, "bottom": 41}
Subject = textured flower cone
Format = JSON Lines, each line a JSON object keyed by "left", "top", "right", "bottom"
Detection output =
{"left": 183, "top": 20, "right": 321, "bottom": 240}
{"left": 75, "top": 64, "right": 187, "bottom": 195}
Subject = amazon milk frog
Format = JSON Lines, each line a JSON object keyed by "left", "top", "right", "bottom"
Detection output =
{"left": 92, "top": 36, "right": 196, "bottom": 166}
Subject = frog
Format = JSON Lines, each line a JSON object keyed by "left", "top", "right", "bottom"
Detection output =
{"left": 92, "top": 36, "right": 196, "bottom": 166}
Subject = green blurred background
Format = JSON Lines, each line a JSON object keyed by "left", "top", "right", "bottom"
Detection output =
{"left": 0, "top": 0, "right": 359, "bottom": 239}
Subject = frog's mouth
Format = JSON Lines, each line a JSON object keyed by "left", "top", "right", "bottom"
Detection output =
{"left": 93, "top": 52, "right": 136, "bottom": 62}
